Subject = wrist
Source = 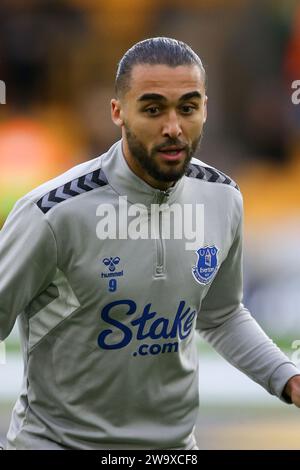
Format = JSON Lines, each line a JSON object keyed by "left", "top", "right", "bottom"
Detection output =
{"left": 283, "top": 374, "right": 300, "bottom": 403}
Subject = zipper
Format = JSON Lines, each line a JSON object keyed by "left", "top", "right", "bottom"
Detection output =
{"left": 153, "top": 190, "right": 170, "bottom": 277}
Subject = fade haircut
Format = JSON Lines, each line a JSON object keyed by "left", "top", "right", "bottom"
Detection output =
{"left": 115, "top": 37, "right": 206, "bottom": 98}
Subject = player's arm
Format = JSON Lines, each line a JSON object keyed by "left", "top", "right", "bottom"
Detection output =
{"left": 0, "top": 198, "right": 57, "bottom": 340}
{"left": 196, "top": 195, "right": 300, "bottom": 404}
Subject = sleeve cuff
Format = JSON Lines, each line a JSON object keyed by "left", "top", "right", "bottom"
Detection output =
{"left": 269, "top": 362, "right": 300, "bottom": 403}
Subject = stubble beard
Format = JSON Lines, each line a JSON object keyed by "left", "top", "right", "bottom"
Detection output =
{"left": 124, "top": 124, "right": 202, "bottom": 184}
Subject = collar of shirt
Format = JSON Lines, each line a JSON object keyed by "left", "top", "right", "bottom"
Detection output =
{"left": 100, "top": 139, "right": 185, "bottom": 207}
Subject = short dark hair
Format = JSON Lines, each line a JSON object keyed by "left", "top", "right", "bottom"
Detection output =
{"left": 115, "top": 37, "right": 206, "bottom": 97}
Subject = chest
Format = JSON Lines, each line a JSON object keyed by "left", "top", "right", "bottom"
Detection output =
{"left": 57, "top": 205, "right": 231, "bottom": 307}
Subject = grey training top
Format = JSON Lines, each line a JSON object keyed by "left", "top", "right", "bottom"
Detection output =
{"left": 0, "top": 140, "right": 299, "bottom": 450}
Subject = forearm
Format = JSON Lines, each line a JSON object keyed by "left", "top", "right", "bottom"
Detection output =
{"left": 199, "top": 306, "right": 300, "bottom": 401}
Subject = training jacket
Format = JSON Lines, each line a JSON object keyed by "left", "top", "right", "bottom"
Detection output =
{"left": 0, "top": 139, "right": 299, "bottom": 450}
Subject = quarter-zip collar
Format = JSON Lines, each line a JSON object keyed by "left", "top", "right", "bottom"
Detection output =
{"left": 101, "top": 140, "right": 185, "bottom": 207}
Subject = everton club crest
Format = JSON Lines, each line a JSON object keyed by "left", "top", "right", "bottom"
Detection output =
{"left": 192, "top": 245, "right": 219, "bottom": 285}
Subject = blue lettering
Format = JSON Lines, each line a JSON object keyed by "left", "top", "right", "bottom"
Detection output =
{"left": 97, "top": 299, "right": 196, "bottom": 352}
{"left": 98, "top": 299, "right": 136, "bottom": 349}
{"left": 149, "top": 317, "right": 170, "bottom": 339}
{"left": 138, "top": 344, "right": 148, "bottom": 356}
{"left": 131, "top": 303, "right": 156, "bottom": 339}
{"left": 136, "top": 342, "right": 178, "bottom": 356}
{"left": 169, "top": 301, "right": 196, "bottom": 339}
{"left": 162, "top": 342, "right": 178, "bottom": 353}
{"left": 183, "top": 311, "right": 196, "bottom": 337}
{"left": 149, "top": 344, "right": 161, "bottom": 355}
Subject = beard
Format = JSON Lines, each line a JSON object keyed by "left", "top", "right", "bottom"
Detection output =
{"left": 124, "top": 124, "right": 202, "bottom": 184}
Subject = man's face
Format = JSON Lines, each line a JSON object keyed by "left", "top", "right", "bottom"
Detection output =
{"left": 111, "top": 64, "right": 207, "bottom": 189}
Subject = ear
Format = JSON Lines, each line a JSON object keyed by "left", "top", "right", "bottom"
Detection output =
{"left": 203, "top": 95, "right": 208, "bottom": 123}
{"left": 111, "top": 98, "right": 124, "bottom": 127}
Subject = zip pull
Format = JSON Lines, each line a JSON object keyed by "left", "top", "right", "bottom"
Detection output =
{"left": 155, "top": 189, "right": 170, "bottom": 205}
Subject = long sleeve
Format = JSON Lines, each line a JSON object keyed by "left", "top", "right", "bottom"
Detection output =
{"left": 196, "top": 200, "right": 300, "bottom": 402}
{"left": 0, "top": 197, "right": 57, "bottom": 340}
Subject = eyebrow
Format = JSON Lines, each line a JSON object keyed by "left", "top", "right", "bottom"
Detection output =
{"left": 137, "top": 91, "right": 202, "bottom": 102}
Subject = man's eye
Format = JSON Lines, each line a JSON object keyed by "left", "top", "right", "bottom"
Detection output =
{"left": 145, "top": 106, "right": 160, "bottom": 116}
{"left": 180, "top": 105, "right": 195, "bottom": 114}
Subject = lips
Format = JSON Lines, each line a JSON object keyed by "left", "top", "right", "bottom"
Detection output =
{"left": 158, "top": 145, "right": 185, "bottom": 153}
{"left": 157, "top": 145, "right": 186, "bottom": 161}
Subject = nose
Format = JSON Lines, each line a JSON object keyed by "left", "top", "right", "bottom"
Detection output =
{"left": 162, "top": 111, "right": 182, "bottom": 139}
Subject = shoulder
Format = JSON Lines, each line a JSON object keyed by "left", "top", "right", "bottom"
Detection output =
{"left": 186, "top": 158, "right": 240, "bottom": 193}
{"left": 23, "top": 154, "right": 108, "bottom": 215}
{"left": 185, "top": 158, "right": 243, "bottom": 223}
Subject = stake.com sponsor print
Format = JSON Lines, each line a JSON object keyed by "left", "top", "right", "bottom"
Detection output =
{"left": 97, "top": 300, "right": 197, "bottom": 357}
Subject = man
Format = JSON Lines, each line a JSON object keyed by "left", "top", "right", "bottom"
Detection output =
{"left": 0, "top": 37, "right": 300, "bottom": 450}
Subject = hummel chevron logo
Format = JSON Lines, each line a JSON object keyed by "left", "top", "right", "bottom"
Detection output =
{"left": 37, "top": 168, "right": 108, "bottom": 214}
{"left": 186, "top": 163, "right": 239, "bottom": 191}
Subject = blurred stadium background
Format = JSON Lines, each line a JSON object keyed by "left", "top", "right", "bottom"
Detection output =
{"left": 1, "top": 0, "right": 300, "bottom": 449}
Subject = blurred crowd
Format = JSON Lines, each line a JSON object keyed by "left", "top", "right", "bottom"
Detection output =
{"left": 0, "top": 0, "right": 300, "bottom": 338}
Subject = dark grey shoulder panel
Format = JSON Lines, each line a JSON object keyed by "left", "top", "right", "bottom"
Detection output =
{"left": 186, "top": 163, "right": 239, "bottom": 191}
{"left": 36, "top": 168, "right": 108, "bottom": 214}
